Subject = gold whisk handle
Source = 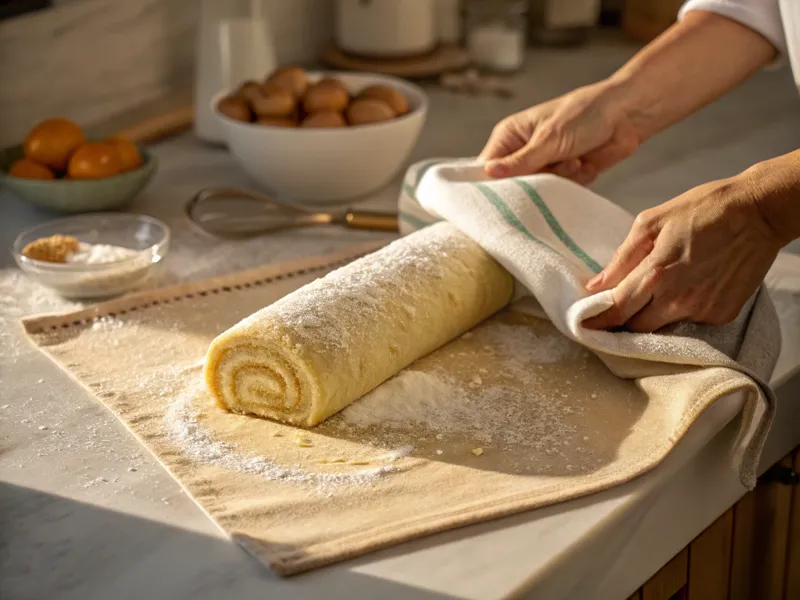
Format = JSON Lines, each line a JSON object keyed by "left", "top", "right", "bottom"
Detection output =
{"left": 344, "top": 211, "right": 399, "bottom": 232}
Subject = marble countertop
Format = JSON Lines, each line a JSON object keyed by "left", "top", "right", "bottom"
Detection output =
{"left": 2, "top": 37, "right": 800, "bottom": 600}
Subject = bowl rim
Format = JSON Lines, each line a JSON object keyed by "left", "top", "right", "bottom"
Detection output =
{"left": 0, "top": 144, "right": 157, "bottom": 186}
{"left": 212, "top": 70, "right": 429, "bottom": 134}
{"left": 11, "top": 212, "right": 171, "bottom": 272}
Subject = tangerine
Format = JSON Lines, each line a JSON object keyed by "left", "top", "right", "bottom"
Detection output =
{"left": 24, "top": 118, "right": 85, "bottom": 171}
{"left": 106, "top": 137, "right": 143, "bottom": 172}
{"left": 67, "top": 142, "right": 124, "bottom": 179}
{"left": 9, "top": 159, "right": 56, "bottom": 180}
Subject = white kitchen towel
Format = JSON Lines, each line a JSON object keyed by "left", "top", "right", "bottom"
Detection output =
{"left": 398, "top": 158, "right": 781, "bottom": 488}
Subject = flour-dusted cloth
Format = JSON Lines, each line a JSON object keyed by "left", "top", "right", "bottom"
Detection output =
{"left": 400, "top": 158, "right": 780, "bottom": 487}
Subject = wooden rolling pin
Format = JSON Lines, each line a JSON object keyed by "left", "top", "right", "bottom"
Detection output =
{"left": 113, "top": 105, "right": 194, "bottom": 145}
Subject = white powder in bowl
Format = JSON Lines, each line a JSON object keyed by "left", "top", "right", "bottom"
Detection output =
{"left": 67, "top": 242, "right": 139, "bottom": 265}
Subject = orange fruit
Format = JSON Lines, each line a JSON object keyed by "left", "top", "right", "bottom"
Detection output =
{"left": 106, "top": 137, "right": 143, "bottom": 172}
{"left": 9, "top": 159, "right": 56, "bottom": 180}
{"left": 24, "top": 118, "right": 85, "bottom": 171}
{"left": 67, "top": 142, "right": 124, "bottom": 179}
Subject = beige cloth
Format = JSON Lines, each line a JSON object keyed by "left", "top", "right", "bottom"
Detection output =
{"left": 22, "top": 242, "right": 778, "bottom": 576}
{"left": 401, "top": 159, "right": 781, "bottom": 487}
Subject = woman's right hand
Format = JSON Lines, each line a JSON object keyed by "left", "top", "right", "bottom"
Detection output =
{"left": 479, "top": 80, "right": 641, "bottom": 184}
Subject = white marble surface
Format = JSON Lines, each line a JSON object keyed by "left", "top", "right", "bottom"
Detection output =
{"left": 1, "top": 38, "right": 799, "bottom": 600}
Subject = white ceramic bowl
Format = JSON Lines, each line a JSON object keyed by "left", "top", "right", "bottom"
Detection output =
{"left": 213, "top": 71, "right": 428, "bottom": 204}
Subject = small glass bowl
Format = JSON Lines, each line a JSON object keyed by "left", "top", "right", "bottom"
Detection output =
{"left": 12, "top": 213, "right": 170, "bottom": 299}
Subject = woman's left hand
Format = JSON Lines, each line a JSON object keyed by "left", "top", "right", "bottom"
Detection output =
{"left": 582, "top": 174, "right": 784, "bottom": 332}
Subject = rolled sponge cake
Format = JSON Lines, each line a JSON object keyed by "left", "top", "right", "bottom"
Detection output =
{"left": 204, "top": 222, "right": 514, "bottom": 427}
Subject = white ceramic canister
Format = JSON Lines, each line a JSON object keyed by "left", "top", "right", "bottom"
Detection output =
{"left": 336, "top": 0, "right": 437, "bottom": 58}
{"left": 194, "top": 0, "right": 277, "bottom": 144}
{"left": 435, "top": 0, "right": 463, "bottom": 45}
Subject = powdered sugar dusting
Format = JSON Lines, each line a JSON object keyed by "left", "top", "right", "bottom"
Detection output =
{"left": 0, "top": 270, "right": 81, "bottom": 362}
{"left": 165, "top": 380, "right": 404, "bottom": 495}
{"left": 331, "top": 319, "right": 594, "bottom": 458}
{"left": 471, "top": 322, "right": 583, "bottom": 365}
{"left": 235, "top": 222, "right": 480, "bottom": 355}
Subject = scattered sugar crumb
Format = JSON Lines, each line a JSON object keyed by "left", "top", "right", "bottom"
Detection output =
{"left": 165, "top": 381, "right": 400, "bottom": 495}
{"left": 436, "top": 449, "right": 444, "bottom": 455}
{"left": 471, "top": 448, "right": 484, "bottom": 456}
{"left": 328, "top": 320, "right": 590, "bottom": 458}
{"left": 375, "top": 445, "right": 414, "bottom": 462}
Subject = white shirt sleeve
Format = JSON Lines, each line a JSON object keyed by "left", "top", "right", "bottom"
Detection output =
{"left": 679, "top": 0, "right": 788, "bottom": 61}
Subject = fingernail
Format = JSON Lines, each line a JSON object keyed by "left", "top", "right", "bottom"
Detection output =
{"left": 586, "top": 271, "right": 604, "bottom": 290}
{"left": 487, "top": 161, "right": 507, "bottom": 177}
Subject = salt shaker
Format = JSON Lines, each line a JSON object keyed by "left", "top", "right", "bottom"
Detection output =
{"left": 465, "top": 0, "right": 528, "bottom": 73}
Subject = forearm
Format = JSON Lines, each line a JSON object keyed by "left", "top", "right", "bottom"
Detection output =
{"left": 741, "top": 150, "right": 800, "bottom": 247}
{"left": 607, "top": 10, "right": 776, "bottom": 142}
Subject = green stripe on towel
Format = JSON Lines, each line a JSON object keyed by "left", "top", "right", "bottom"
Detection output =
{"left": 414, "top": 160, "right": 444, "bottom": 189}
{"left": 474, "top": 183, "right": 564, "bottom": 259}
{"left": 512, "top": 179, "right": 602, "bottom": 274}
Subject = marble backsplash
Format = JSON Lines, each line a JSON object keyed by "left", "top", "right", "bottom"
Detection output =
{"left": 0, "top": 0, "right": 334, "bottom": 146}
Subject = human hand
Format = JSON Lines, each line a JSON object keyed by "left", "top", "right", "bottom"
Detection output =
{"left": 479, "top": 81, "right": 641, "bottom": 184}
{"left": 582, "top": 175, "right": 783, "bottom": 333}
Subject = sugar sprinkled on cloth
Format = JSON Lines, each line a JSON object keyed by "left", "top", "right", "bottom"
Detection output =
{"left": 165, "top": 380, "right": 401, "bottom": 495}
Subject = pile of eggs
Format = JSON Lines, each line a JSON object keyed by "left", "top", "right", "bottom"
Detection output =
{"left": 8, "top": 118, "right": 143, "bottom": 181}
{"left": 217, "top": 66, "right": 411, "bottom": 128}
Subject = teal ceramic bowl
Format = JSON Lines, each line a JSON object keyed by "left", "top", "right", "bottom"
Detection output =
{"left": 0, "top": 144, "right": 157, "bottom": 213}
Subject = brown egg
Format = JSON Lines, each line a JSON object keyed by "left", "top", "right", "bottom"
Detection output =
{"left": 357, "top": 85, "right": 409, "bottom": 115}
{"left": 217, "top": 96, "right": 252, "bottom": 122}
{"left": 288, "top": 105, "right": 303, "bottom": 122}
{"left": 346, "top": 98, "right": 397, "bottom": 126}
{"left": 67, "top": 142, "right": 124, "bottom": 179}
{"left": 251, "top": 86, "right": 296, "bottom": 118}
{"left": 317, "top": 77, "right": 348, "bottom": 92}
{"left": 24, "top": 118, "right": 85, "bottom": 171}
{"left": 256, "top": 118, "right": 298, "bottom": 128}
{"left": 303, "top": 82, "right": 350, "bottom": 114}
{"left": 9, "top": 159, "right": 55, "bottom": 180}
{"left": 266, "top": 67, "right": 308, "bottom": 99}
{"left": 300, "top": 111, "right": 346, "bottom": 128}
{"left": 236, "top": 80, "right": 265, "bottom": 104}
{"left": 106, "top": 137, "right": 143, "bottom": 172}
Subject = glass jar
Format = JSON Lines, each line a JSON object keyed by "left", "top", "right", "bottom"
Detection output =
{"left": 465, "top": 0, "right": 528, "bottom": 73}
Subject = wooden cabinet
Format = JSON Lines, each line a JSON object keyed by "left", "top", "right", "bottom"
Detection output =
{"left": 626, "top": 447, "right": 799, "bottom": 599}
